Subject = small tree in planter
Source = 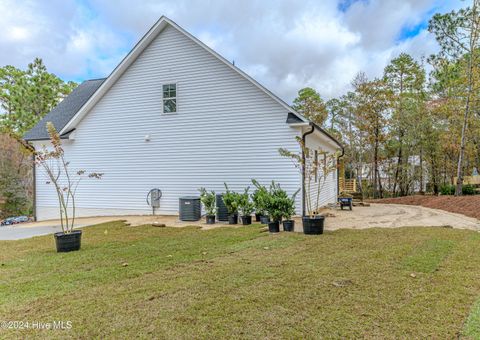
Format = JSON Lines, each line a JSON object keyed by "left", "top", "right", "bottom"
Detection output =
{"left": 238, "top": 187, "right": 255, "bottom": 225}
{"left": 251, "top": 179, "right": 270, "bottom": 224}
{"left": 279, "top": 137, "right": 338, "bottom": 235}
{"left": 222, "top": 183, "right": 240, "bottom": 224}
{"left": 199, "top": 188, "right": 216, "bottom": 224}
{"left": 35, "top": 122, "right": 103, "bottom": 252}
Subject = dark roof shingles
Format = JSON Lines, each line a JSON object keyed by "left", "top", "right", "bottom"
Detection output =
{"left": 23, "top": 78, "right": 105, "bottom": 141}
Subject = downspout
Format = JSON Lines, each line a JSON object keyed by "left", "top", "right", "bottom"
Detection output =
{"left": 31, "top": 148, "right": 37, "bottom": 222}
{"left": 302, "top": 123, "right": 315, "bottom": 216}
{"left": 337, "top": 146, "right": 345, "bottom": 197}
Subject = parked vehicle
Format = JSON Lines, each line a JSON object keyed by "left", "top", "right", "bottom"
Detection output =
{"left": 13, "top": 216, "right": 29, "bottom": 223}
{"left": 1, "top": 216, "right": 29, "bottom": 226}
{"left": 1, "top": 217, "right": 16, "bottom": 226}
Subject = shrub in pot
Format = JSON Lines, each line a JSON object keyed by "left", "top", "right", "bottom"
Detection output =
{"left": 252, "top": 179, "right": 269, "bottom": 223}
{"left": 238, "top": 187, "right": 254, "bottom": 225}
{"left": 264, "top": 181, "right": 288, "bottom": 233}
{"left": 280, "top": 189, "right": 299, "bottom": 232}
{"left": 35, "top": 122, "right": 103, "bottom": 252}
{"left": 279, "top": 137, "right": 339, "bottom": 235}
{"left": 199, "top": 188, "right": 217, "bottom": 224}
{"left": 222, "top": 183, "right": 240, "bottom": 224}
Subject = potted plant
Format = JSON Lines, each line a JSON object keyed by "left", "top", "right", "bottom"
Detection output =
{"left": 35, "top": 122, "right": 103, "bottom": 252}
{"left": 251, "top": 179, "right": 270, "bottom": 224}
{"left": 238, "top": 187, "right": 254, "bottom": 225}
{"left": 264, "top": 181, "right": 287, "bottom": 233}
{"left": 222, "top": 183, "right": 239, "bottom": 224}
{"left": 279, "top": 137, "right": 338, "bottom": 235}
{"left": 199, "top": 188, "right": 216, "bottom": 224}
{"left": 280, "top": 189, "right": 299, "bottom": 232}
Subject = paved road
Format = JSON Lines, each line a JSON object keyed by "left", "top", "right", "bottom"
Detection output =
{"left": 0, "top": 225, "right": 87, "bottom": 241}
{"left": 0, "top": 225, "right": 62, "bottom": 240}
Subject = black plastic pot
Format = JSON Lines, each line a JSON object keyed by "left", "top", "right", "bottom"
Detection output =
{"left": 268, "top": 221, "right": 280, "bottom": 233}
{"left": 255, "top": 213, "right": 262, "bottom": 222}
{"left": 228, "top": 214, "right": 238, "bottom": 225}
{"left": 302, "top": 216, "right": 325, "bottom": 235}
{"left": 54, "top": 230, "right": 82, "bottom": 252}
{"left": 241, "top": 215, "right": 252, "bottom": 225}
{"left": 283, "top": 220, "right": 295, "bottom": 232}
{"left": 260, "top": 215, "right": 270, "bottom": 224}
{"left": 206, "top": 215, "right": 216, "bottom": 224}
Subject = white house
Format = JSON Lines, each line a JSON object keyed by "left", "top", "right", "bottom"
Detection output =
{"left": 24, "top": 16, "right": 342, "bottom": 221}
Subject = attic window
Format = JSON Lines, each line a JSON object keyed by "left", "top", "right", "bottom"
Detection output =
{"left": 162, "top": 84, "right": 176, "bottom": 113}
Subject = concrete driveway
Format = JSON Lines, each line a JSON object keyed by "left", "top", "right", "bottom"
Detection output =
{"left": 0, "top": 215, "right": 229, "bottom": 240}
{"left": 0, "top": 225, "right": 66, "bottom": 240}
{"left": 1, "top": 203, "right": 479, "bottom": 240}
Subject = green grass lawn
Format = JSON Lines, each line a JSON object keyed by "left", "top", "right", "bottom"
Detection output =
{"left": 1, "top": 222, "right": 480, "bottom": 338}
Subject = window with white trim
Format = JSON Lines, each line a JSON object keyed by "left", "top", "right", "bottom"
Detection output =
{"left": 162, "top": 84, "right": 176, "bottom": 113}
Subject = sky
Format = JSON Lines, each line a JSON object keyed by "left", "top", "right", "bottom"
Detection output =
{"left": 0, "top": 0, "right": 467, "bottom": 103}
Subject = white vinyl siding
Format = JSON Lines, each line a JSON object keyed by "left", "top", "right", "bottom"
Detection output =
{"left": 304, "top": 131, "right": 338, "bottom": 212}
{"left": 34, "top": 25, "right": 309, "bottom": 220}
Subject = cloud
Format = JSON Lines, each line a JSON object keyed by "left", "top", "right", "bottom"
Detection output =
{"left": 0, "top": 0, "right": 126, "bottom": 80}
{"left": 0, "top": 0, "right": 466, "bottom": 101}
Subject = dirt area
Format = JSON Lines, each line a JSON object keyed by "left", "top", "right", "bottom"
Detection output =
{"left": 324, "top": 203, "right": 480, "bottom": 231}
{"left": 369, "top": 195, "right": 480, "bottom": 220}
{"left": 16, "top": 202, "right": 480, "bottom": 235}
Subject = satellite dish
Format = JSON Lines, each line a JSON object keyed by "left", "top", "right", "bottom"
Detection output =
{"left": 147, "top": 188, "right": 162, "bottom": 215}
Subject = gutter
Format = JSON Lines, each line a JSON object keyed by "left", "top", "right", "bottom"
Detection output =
{"left": 337, "top": 145, "right": 345, "bottom": 197}
{"left": 32, "top": 151, "right": 37, "bottom": 221}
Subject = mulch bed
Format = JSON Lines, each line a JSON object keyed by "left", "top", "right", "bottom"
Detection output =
{"left": 368, "top": 195, "right": 480, "bottom": 220}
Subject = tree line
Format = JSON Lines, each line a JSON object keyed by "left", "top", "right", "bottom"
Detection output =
{"left": 0, "top": 58, "right": 77, "bottom": 217}
{"left": 293, "top": 1, "right": 480, "bottom": 198}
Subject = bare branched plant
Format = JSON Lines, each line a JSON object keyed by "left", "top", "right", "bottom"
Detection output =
{"left": 279, "top": 136, "right": 338, "bottom": 217}
{"left": 34, "top": 122, "right": 103, "bottom": 233}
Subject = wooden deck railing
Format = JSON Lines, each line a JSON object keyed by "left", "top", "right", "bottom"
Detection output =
{"left": 452, "top": 176, "right": 480, "bottom": 185}
{"left": 339, "top": 178, "right": 357, "bottom": 193}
